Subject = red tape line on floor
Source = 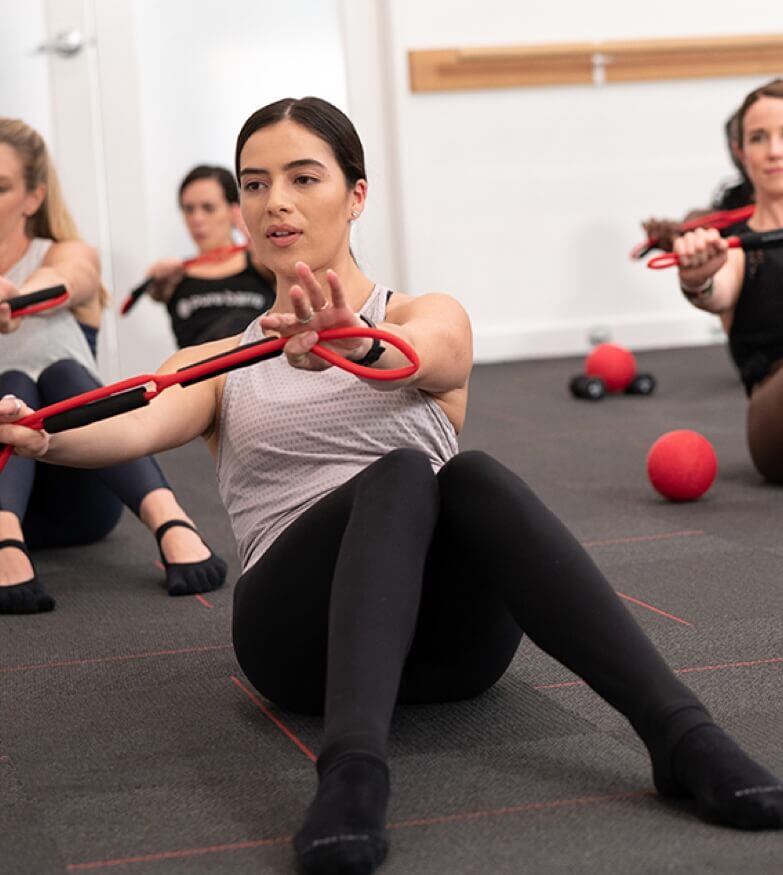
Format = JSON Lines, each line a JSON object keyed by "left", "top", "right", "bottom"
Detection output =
{"left": 534, "top": 655, "right": 783, "bottom": 690}
{"left": 64, "top": 789, "right": 650, "bottom": 871}
{"left": 230, "top": 674, "right": 317, "bottom": 762}
{"left": 0, "top": 643, "right": 232, "bottom": 674}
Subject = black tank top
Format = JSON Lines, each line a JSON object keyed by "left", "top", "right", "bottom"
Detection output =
{"left": 726, "top": 220, "right": 783, "bottom": 394}
{"left": 167, "top": 252, "right": 275, "bottom": 348}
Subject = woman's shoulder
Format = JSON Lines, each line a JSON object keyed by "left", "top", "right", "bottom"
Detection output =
{"left": 385, "top": 289, "right": 466, "bottom": 318}
{"left": 43, "top": 237, "right": 99, "bottom": 267}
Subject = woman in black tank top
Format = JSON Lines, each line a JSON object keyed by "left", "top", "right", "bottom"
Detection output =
{"left": 673, "top": 78, "right": 783, "bottom": 482}
{"left": 144, "top": 165, "right": 275, "bottom": 347}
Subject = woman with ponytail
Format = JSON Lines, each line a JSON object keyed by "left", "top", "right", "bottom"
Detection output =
{"left": 0, "top": 118, "right": 227, "bottom": 614}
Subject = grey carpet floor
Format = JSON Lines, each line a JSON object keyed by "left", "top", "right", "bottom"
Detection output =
{"left": 1, "top": 343, "right": 781, "bottom": 874}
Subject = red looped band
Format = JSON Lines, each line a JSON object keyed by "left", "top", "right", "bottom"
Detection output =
{"left": 0, "top": 326, "right": 420, "bottom": 472}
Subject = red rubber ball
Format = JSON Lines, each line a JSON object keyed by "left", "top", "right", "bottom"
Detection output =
{"left": 647, "top": 430, "right": 718, "bottom": 502}
{"left": 585, "top": 343, "right": 637, "bottom": 392}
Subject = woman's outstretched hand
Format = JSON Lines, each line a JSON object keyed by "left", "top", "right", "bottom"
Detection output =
{"left": 0, "top": 278, "right": 23, "bottom": 335}
{"left": 674, "top": 228, "right": 729, "bottom": 289}
{"left": 146, "top": 258, "right": 186, "bottom": 303}
{"left": 259, "top": 262, "right": 371, "bottom": 372}
{"left": 0, "top": 395, "right": 49, "bottom": 459}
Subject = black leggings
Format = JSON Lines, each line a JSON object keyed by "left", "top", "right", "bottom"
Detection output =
{"left": 233, "top": 449, "right": 704, "bottom": 761}
{"left": 0, "top": 360, "right": 169, "bottom": 549}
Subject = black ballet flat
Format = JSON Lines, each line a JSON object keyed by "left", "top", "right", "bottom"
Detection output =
{"left": 154, "top": 520, "right": 228, "bottom": 597}
{"left": 0, "top": 539, "right": 55, "bottom": 614}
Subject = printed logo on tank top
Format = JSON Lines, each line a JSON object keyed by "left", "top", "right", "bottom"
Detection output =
{"left": 176, "top": 289, "right": 270, "bottom": 320}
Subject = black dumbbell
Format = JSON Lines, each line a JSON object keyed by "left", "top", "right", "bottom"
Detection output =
{"left": 625, "top": 373, "right": 656, "bottom": 396}
{"left": 569, "top": 374, "right": 606, "bottom": 400}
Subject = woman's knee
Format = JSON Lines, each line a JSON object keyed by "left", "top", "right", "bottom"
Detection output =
{"left": 37, "top": 359, "right": 100, "bottom": 402}
{"left": 747, "top": 388, "right": 783, "bottom": 483}
{"left": 357, "top": 448, "right": 438, "bottom": 511}
{"left": 440, "top": 450, "right": 532, "bottom": 499}
{"left": 0, "top": 370, "right": 38, "bottom": 403}
{"left": 374, "top": 447, "right": 435, "bottom": 480}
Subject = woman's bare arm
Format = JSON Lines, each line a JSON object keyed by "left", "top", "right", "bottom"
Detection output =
{"left": 22, "top": 240, "right": 102, "bottom": 309}
{"left": 0, "top": 336, "right": 238, "bottom": 468}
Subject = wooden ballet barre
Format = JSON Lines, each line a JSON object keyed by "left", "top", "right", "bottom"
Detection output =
{"left": 409, "top": 33, "right": 783, "bottom": 93}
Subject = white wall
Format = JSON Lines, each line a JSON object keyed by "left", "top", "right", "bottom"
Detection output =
{"left": 346, "top": 0, "right": 783, "bottom": 361}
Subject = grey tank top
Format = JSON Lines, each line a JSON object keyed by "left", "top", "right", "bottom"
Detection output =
{"left": 2, "top": 238, "right": 97, "bottom": 379}
{"left": 217, "top": 284, "right": 459, "bottom": 570}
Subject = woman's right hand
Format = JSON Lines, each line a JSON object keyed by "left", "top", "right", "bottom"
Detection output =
{"left": 674, "top": 228, "right": 729, "bottom": 289}
{"left": 146, "top": 258, "right": 185, "bottom": 302}
{"left": 0, "top": 395, "right": 50, "bottom": 459}
{"left": 0, "top": 277, "right": 23, "bottom": 334}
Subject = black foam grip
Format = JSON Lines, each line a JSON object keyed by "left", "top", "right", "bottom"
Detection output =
{"left": 43, "top": 387, "right": 149, "bottom": 434}
{"left": 178, "top": 337, "right": 282, "bottom": 387}
{"left": 8, "top": 285, "right": 67, "bottom": 313}
{"left": 121, "top": 279, "right": 152, "bottom": 314}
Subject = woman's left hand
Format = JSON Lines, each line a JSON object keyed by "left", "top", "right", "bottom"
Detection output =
{"left": 0, "top": 277, "right": 23, "bottom": 335}
{"left": 259, "top": 262, "right": 371, "bottom": 371}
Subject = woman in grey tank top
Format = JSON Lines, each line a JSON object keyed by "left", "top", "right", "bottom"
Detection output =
{"left": 1, "top": 100, "right": 780, "bottom": 874}
{"left": 0, "top": 118, "right": 227, "bottom": 613}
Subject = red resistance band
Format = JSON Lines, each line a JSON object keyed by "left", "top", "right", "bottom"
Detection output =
{"left": 647, "top": 227, "right": 783, "bottom": 269}
{"left": 0, "top": 326, "right": 419, "bottom": 473}
{"left": 3, "top": 285, "right": 69, "bottom": 318}
{"left": 629, "top": 204, "right": 755, "bottom": 260}
{"left": 120, "top": 244, "right": 249, "bottom": 315}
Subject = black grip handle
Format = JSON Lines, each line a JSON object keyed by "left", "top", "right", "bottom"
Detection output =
{"left": 42, "top": 387, "right": 149, "bottom": 434}
{"left": 120, "top": 279, "right": 152, "bottom": 315}
{"left": 7, "top": 285, "right": 67, "bottom": 313}
{"left": 177, "top": 337, "right": 282, "bottom": 387}
{"left": 738, "top": 228, "right": 783, "bottom": 249}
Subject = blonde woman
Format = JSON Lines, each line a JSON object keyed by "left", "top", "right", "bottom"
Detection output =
{"left": 0, "top": 119, "right": 226, "bottom": 614}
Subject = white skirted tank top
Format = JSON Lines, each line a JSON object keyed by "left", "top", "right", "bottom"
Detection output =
{"left": 2, "top": 238, "right": 97, "bottom": 379}
{"left": 216, "top": 284, "right": 459, "bottom": 570}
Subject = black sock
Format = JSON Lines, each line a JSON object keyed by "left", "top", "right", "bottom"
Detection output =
{"left": 0, "top": 579, "right": 55, "bottom": 614}
{"left": 0, "top": 540, "right": 55, "bottom": 614}
{"left": 294, "top": 752, "right": 390, "bottom": 875}
{"left": 669, "top": 724, "right": 783, "bottom": 829}
{"left": 164, "top": 552, "right": 228, "bottom": 596}
{"left": 154, "top": 520, "right": 228, "bottom": 596}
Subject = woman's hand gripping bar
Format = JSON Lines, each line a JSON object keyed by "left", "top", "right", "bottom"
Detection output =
{"left": 630, "top": 205, "right": 755, "bottom": 260}
{"left": 647, "top": 228, "right": 783, "bottom": 269}
{"left": 3, "top": 285, "right": 69, "bottom": 318}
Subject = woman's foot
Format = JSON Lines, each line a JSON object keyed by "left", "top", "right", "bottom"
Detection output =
{"left": 657, "top": 722, "right": 783, "bottom": 829}
{"left": 154, "top": 520, "right": 227, "bottom": 596}
{"left": 294, "top": 752, "right": 390, "bottom": 875}
{"left": 139, "top": 490, "right": 227, "bottom": 596}
{"left": 0, "top": 540, "right": 55, "bottom": 613}
{"left": 157, "top": 521, "right": 211, "bottom": 564}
